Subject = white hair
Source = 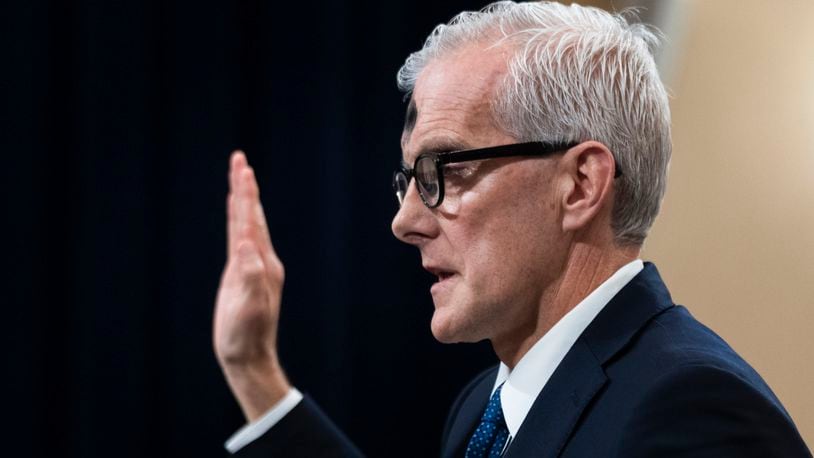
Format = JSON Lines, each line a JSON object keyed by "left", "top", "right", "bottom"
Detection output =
{"left": 397, "top": 1, "right": 671, "bottom": 246}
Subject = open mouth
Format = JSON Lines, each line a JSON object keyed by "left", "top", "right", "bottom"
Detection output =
{"left": 424, "top": 266, "right": 457, "bottom": 285}
{"left": 436, "top": 271, "right": 454, "bottom": 282}
{"left": 425, "top": 266, "right": 458, "bottom": 296}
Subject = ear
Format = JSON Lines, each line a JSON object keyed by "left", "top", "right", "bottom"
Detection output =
{"left": 558, "top": 141, "right": 617, "bottom": 233}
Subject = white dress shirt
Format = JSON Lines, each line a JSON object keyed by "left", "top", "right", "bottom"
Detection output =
{"left": 491, "top": 259, "right": 643, "bottom": 439}
{"left": 225, "top": 259, "right": 644, "bottom": 453}
{"left": 225, "top": 388, "right": 303, "bottom": 453}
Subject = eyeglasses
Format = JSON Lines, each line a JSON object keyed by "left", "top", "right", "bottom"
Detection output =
{"left": 393, "top": 141, "right": 581, "bottom": 208}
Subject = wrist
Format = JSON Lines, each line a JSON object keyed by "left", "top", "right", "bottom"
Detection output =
{"left": 222, "top": 358, "right": 291, "bottom": 422}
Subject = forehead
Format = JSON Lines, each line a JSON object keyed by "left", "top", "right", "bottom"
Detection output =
{"left": 402, "top": 44, "right": 513, "bottom": 163}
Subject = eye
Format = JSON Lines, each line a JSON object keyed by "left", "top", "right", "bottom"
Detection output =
{"left": 443, "top": 164, "right": 475, "bottom": 180}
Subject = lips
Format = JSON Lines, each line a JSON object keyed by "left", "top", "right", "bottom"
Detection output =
{"left": 424, "top": 265, "right": 457, "bottom": 282}
{"left": 423, "top": 264, "right": 458, "bottom": 296}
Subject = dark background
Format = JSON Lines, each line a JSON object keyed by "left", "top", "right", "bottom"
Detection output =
{"left": 3, "top": 1, "right": 497, "bottom": 457}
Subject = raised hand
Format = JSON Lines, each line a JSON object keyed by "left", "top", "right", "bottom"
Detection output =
{"left": 214, "top": 151, "right": 291, "bottom": 421}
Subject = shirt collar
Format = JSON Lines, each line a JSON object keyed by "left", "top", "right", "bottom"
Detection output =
{"left": 493, "top": 259, "right": 644, "bottom": 438}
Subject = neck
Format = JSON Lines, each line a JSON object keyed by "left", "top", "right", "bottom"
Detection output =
{"left": 492, "top": 241, "right": 640, "bottom": 369}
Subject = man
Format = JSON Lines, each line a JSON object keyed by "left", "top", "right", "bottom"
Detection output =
{"left": 213, "top": 2, "right": 811, "bottom": 456}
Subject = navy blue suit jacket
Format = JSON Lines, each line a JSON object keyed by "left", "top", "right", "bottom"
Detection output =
{"left": 236, "top": 263, "right": 811, "bottom": 457}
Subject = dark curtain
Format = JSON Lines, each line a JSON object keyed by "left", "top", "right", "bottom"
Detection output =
{"left": 4, "top": 1, "right": 496, "bottom": 457}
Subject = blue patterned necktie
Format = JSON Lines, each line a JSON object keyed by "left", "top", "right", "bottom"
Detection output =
{"left": 465, "top": 383, "right": 510, "bottom": 458}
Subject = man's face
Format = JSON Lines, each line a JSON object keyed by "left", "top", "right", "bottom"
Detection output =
{"left": 392, "top": 45, "right": 569, "bottom": 347}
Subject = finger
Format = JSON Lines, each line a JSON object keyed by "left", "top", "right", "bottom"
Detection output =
{"left": 237, "top": 166, "right": 258, "bottom": 232}
{"left": 238, "top": 168, "right": 284, "bottom": 287}
{"left": 236, "top": 166, "right": 264, "bottom": 258}
{"left": 253, "top": 193, "right": 276, "bottom": 256}
{"left": 227, "top": 193, "right": 236, "bottom": 257}
{"left": 228, "top": 150, "right": 247, "bottom": 258}
{"left": 259, "top": 202, "right": 280, "bottom": 256}
{"left": 238, "top": 166, "right": 273, "bottom": 253}
{"left": 230, "top": 150, "right": 246, "bottom": 197}
{"left": 233, "top": 155, "right": 283, "bottom": 276}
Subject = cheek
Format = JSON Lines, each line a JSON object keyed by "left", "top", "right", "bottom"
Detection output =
{"left": 459, "top": 206, "right": 542, "bottom": 280}
{"left": 453, "top": 171, "right": 560, "bottom": 291}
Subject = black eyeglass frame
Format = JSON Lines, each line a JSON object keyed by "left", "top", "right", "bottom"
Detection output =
{"left": 395, "top": 141, "right": 618, "bottom": 208}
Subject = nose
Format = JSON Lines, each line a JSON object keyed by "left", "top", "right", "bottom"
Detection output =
{"left": 391, "top": 179, "right": 439, "bottom": 246}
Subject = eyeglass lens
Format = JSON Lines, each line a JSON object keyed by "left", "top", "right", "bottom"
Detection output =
{"left": 393, "top": 156, "right": 443, "bottom": 207}
{"left": 415, "top": 157, "right": 439, "bottom": 206}
{"left": 394, "top": 172, "right": 409, "bottom": 205}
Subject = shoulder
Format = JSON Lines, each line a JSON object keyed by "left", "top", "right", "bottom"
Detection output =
{"left": 612, "top": 307, "right": 811, "bottom": 457}
{"left": 616, "top": 363, "right": 810, "bottom": 457}
{"left": 614, "top": 305, "right": 769, "bottom": 385}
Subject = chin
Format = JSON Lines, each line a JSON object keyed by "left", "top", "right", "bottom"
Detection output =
{"left": 429, "top": 308, "right": 479, "bottom": 344}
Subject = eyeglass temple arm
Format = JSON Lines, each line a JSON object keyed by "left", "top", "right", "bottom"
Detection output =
{"left": 435, "top": 141, "right": 578, "bottom": 164}
{"left": 435, "top": 141, "right": 622, "bottom": 177}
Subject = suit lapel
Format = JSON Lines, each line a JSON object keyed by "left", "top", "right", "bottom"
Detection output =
{"left": 506, "top": 263, "right": 675, "bottom": 457}
{"left": 441, "top": 371, "right": 495, "bottom": 458}
{"left": 504, "top": 340, "right": 606, "bottom": 458}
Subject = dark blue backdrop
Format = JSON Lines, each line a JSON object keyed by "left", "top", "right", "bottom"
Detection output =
{"left": 3, "top": 1, "right": 496, "bottom": 456}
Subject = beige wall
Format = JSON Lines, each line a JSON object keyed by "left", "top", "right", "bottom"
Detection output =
{"left": 640, "top": 0, "right": 814, "bottom": 446}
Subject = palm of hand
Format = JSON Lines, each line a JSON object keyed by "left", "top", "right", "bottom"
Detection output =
{"left": 213, "top": 151, "right": 285, "bottom": 371}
